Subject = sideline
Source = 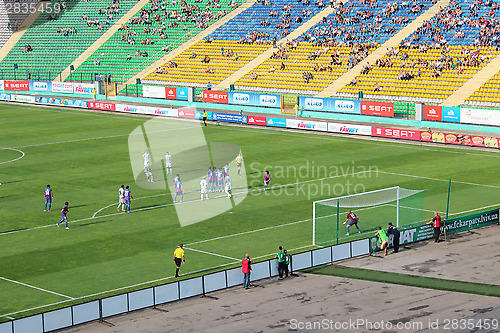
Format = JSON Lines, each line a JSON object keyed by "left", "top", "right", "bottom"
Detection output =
{"left": 0, "top": 276, "right": 74, "bottom": 299}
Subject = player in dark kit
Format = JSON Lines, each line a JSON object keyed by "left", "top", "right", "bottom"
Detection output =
{"left": 343, "top": 210, "right": 361, "bottom": 236}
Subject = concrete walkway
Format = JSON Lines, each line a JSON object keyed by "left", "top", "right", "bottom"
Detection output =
{"left": 60, "top": 224, "right": 499, "bottom": 333}
{"left": 316, "top": 0, "right": 450, "bottom": 98}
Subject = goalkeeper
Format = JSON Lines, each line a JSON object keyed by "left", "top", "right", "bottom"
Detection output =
{"left": 343, "top": 210, "right": 361, "bottom": 236}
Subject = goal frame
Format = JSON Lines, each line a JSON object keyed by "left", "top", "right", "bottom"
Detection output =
{"left": 312, "top": 186, "right": 402, "bottom": 246}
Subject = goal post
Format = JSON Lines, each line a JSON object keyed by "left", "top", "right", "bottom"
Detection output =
{"left": 312, "top": 186, "right": 426, "bottom": 246}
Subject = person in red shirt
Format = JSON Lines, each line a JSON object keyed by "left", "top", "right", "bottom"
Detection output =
{"left": 427, "top": 212, "right": 442, "bottom": 242}
{"left": 242, "top": 254, "right": 252, "bottom": 289}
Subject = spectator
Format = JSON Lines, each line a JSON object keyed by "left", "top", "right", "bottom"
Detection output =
{"left": 207, "top": 81, "right": 213, "bottom": 90}
{"left": 387, "top": 222, "right": 400, "bottom": 253}
{"left": 275, "top": 246, "right": 286, "bottom": 280}
{"left": 242, "top": 254, "right": 252, "bottom": 289}
{"left": 427, "top": 212, "right": 442, "bottom": 242}
{"left": 284, "top": 249, "right": 290, "bottom": 278}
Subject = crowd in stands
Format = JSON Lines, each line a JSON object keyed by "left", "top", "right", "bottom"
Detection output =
{"left": 402, "top": 0, "right": 500, "bottom": 48}
{"left": 78, "top": 0, "right": 121, "bottom": 32}
{"left": 301, "top": 0, "right": 430, "bottom": 46}
{"left": 56, "top": 27, "right": 78, "bottom": 36}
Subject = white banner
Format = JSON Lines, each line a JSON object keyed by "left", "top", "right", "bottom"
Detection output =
{"left": 13, "top": 94, "right": 36, "bottom": 103}
{"left": 460, "top": 108, "right": 500, "bottom": 126}
{"left": 0, "top": 80, "right": 4, "bottom": 90}
{"left": 143, "top": 85, "right": 166, "bottom": 99}
{"left": 286, "top": 119, "right": 328, "bottom": 131}
{"left": 115, "top": 103, "right": 146, "bottom": 114}
{"left": 144, "top": 106, "right": 178, "bottom": 117}
{"left": 51, "top": 82, "right": 74, "bottom": 93}
{"left": 73, "top": 83, "right": 94, "bottom": 95}
{"left": 328, "top": 122, "right": 372, "bottom": 136}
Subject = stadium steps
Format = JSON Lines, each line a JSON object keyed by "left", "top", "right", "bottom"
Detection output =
{"left": 0, "top": 2, "right": 44, "bottom": 64}
{"left": 214, "top": 3, "right": 337, "bottom": 91}
{"left": 123, "top": 0, "right": 258, "bottom": 88}
{"left": 316, "top": 0, "right": 450, "bottom": 98}
{"left": 55, "top": 0, "right": 150, "bottom": 82}
{"left": 440, "top": 56, "right": 500, "bottom": 107}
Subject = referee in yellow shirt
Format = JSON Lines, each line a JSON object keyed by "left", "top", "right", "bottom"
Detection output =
{"left": 173, "top": 243, "right": 185, "bottom": 278}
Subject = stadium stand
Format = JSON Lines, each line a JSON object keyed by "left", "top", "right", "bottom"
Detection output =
{"left": 336, "top": 0, "right": 500, "bottom": 103}
{"left": 66, "top": 0, "right": 238, "bottom": 84}
{"left": 0, "top": 0, "right": 37, "bottom": 49}
{"left": 142, "top": 0, "right": 325, "bottom": 87}
{"left": 234, "top": 0, "right": 435, "bottom": 94}
{"left": 464, "top": 65, "right": 500, "bottom": 108}
{"left": 0, "top": 0, "right": 137, "bottom": 81}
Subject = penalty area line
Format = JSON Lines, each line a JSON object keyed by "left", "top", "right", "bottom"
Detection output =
{"left": 184, "top": 247, "right": 239, "bottom": 261}
{"left": 0, "top": 276, "right": 74, "bottom": 300}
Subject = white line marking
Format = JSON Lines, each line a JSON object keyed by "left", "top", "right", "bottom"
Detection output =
{"left": 448, "top": 203, "right": 500, "bottom": 216}
{"left": 0, "top": 276, "right": 73, "bottom": 299}
{"left": 11, "top": 126, "right": 199, "bottom": 149}
{"left": 379, "top": 171, "right": 500, "bottom": 189}
{"left": 91, "top": 169, "right": 373, "bottom": 218}
{"left": 186, "top": 218, "right": 311, "bottom": 246}
{"left": 0, "top": 148, "right": 25, "bottom": 164}
{"left": 184, "top": 247, "right": 239, "bottom": 261}
{"left": 387, "top": 203, "right": 446, "bottom": 214}
{"left": 0, "top": 261, "right": 239, "bottom": 319}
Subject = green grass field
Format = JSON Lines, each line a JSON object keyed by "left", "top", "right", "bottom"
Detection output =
{"left": 1, "top": 103, "right": 500, "bottom": 321}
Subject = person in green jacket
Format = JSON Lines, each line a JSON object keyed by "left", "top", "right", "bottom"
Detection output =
{"left": 275, "top": 246, "right": 285, "bottom": 280}
{"left": 284, "top": 249, "right": 290, "bottom": 278}
{"left": 375, "top": 227, "right": 389, "bottom": 256}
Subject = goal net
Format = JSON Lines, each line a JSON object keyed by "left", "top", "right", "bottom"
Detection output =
{"left": 313, "top": 186, "right": 426, "bottom": 246}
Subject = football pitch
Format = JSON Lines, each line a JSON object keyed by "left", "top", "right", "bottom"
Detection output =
{"left": 1, "top": 103, "right": 500, "bottom": 321}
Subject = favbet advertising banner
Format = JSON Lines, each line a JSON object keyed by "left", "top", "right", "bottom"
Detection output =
{"left": 4, "top": 80, "right": 29, "bottom": 91}
{"left": 267, "top": 117, "right": 286, "bottom": 127}
{"left": 203, "top": 90, "right": 228, "bottom": 104}
{"left": 73, "top": 83, "right": 94, "bottom": 95}
{"left": 116, "top": 104, "right": 146, "bottom": 114}
{"left": 328, "top": 122, "right": 372, "bottom": 135}
{"left": 361, "top": 100, "right": 394, "bottom": 117}
{"left": 423, "top": 105, "right": 441, "bottom": 121}
{"left": 372, "top": 127, "right": 421, "bottom": 140}
{"left": 299, "top": 96, "right": 361, "bottom": 114}
{"left": 0, "top": 80, "right": 4, "bottom": 90}
{"left": 247, "top": 115, "right": 267, "bottom": 126}
{"left": 286, "top": 119, "right": 328, "bottom": 131}
{"left": 228, "top": 91, "right": 281, "bottom": 108}
{"left": 51, "top": 82, "right": 74, "bottom": 94}
{"left": 144, "top": 106, "right": 178, "bottom": 117}
{"left": 29, "top": 81, "right": 52, "bottom": 92}
{"left": 212, "top": 112, "right": 247, "bottom": 124}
